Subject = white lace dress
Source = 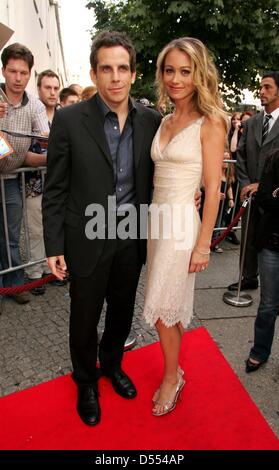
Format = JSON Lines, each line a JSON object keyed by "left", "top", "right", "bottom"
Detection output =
{"left": 143, "top": 116, "right": 203, "bottom": 328}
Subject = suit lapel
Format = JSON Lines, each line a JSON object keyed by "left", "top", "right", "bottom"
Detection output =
{"left": 133, "top": 103, "right": 145, "bottom": 169}
{"left": 254, "top": 111, "right": 264, "bottom": 147}
{"left": 82, "top": 97, "right": 148, "bottom": 170}
{"left": 264, "top": 114, "right": 279, "bottom": 146}
{"left": 81, "top": 96, "right": 112, "bottom": 168}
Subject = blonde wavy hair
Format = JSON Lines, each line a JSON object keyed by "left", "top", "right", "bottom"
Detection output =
{"left": 156, "top": 37, "right": 228, "bottom": 129}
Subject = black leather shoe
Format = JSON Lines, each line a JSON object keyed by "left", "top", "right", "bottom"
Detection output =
{"left": 77, "top": 385, "right": 101, "bottom": 426}
{"left": 226, "top": 232, "right": 240, "bottom": 245}
{"left": 28, "top": 280, "right": 46, "bottom": 296}
{"left": 103, "top": 369, "right": 137, "bottom": 399}
{"left": 50, "top": 278, "right": 68, "bottom": 286}
{"left": 228, "top": 279, "right": 258, "bottom": 291}
{"left": 245, "top": 357, "right": 266, "bottom": 374}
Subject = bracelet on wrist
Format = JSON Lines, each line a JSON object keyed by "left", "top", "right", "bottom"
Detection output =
{"left": 195, "top": 247, "right": 210, "bottom": 255}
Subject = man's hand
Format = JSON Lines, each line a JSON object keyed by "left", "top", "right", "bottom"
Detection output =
{"left": 0, "top": 102, "right": 8, "bottom": 118}
{"left": 194, "top": 188, "right": 202, "bottom": 211}
{"left": 240, "top": 183, "right": 259, "bottom": 201}
{"left": 40, "top": 131, "right": 49, "bottom": 151}
{"left": 47, "top": 255, "right": 67, "bottom": 280}
{"left": 24, "top": 151, "right": 47, "bottom": 167}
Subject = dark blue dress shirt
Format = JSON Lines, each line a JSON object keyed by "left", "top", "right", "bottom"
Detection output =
{"left": 96, "top": 93, "right": 137, "bottom": 210}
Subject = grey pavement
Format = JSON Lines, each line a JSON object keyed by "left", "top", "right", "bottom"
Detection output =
{"left": 0, "top": 239, "right": 278, "bottom": 439}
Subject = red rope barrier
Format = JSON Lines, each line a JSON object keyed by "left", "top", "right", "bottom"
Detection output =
{"left": 210, "top": 205, "right": 246, "bottom": 250}
{"left": 0, "top": 274, "right": 56, "bottom": 296}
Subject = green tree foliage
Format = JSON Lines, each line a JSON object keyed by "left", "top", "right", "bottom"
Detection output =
{"left": 86, "top": 0, "right": 279, "bottom": 104}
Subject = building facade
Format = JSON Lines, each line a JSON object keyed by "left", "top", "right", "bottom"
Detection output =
{"left": 0, "top": 0, "right": 67, "bottom": 92}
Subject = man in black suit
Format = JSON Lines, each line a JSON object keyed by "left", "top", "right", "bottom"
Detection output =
{"left": 42, "top": 31, "right": 161, "bottom": 426}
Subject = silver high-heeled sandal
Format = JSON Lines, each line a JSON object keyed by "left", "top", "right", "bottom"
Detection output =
{"left": 152, "top": 376, "right": 185, "bottom": 417}
{"left": 152, "top": 366, "right": 184, "bottom": 403}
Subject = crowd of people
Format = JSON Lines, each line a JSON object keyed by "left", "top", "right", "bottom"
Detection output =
{"left": 0, "top": 47, "right": 98, "bottom": 304}
{"left": 0, "top": 33, "right": 278, "bottom": 426}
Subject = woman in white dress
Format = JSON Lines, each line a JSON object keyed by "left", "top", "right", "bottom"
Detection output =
{"left": 143, "top": 37, "right": 227, "bottom": 416}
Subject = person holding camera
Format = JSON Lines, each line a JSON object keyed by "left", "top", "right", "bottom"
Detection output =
{"left": 0, "top": 43, "right": 49, "bottom": 309}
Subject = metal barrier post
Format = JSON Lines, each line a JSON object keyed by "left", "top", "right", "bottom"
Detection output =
{"left": 223, "top": 196, "right": 253, "bottom": 307}
{"left": 0, "top": 176, "right": 12, "bottom": 268}
{"left": 230, "top": 180, "right": 240, "bottom": 221}
{"left": 0, "top": 168, "right": 48, "bottom": 280}
{"left": 212, "top": 159, "right": 241, "bottom": 239}
{"left": 21, "top": 170, "right": 31, "bottom": 262}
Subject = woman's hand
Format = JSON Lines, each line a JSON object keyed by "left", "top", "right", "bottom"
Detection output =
{"left": 189, "top": 248, "right": 210, "bottom": 273}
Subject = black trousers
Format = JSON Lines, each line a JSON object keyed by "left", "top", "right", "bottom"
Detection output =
{"left": 69, "top": 236, "right": 142, "bottom": 386}
{"left": 240, "top": 202, "right": 258, "bottom": 283}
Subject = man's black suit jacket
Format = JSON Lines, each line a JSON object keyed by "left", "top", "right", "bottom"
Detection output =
{"left": 254, "top": 151, "right": 279, "bottom": 251}
{"left": 42, "top": 94, "right": 162, "bottom": 277}
{"left": 237, "top": 110, "right": 279, "bottom": 189}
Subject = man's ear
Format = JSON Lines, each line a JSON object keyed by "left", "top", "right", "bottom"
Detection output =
{"left": 131, "top": 71, "right": 136, "bottom": 85}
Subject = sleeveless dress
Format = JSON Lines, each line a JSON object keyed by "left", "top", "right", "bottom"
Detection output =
{"left": 143, "top": 115, "right": 204, "bottom": 328}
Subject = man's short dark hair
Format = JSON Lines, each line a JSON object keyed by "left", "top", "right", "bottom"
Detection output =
{"left": 59, "top": 87, "right": 79, "bottom": 103}
{"left": 37, "top": 69, "right": 60, "bottom": 88}
{"left": 262, "top": 71, "right": 279, "bottom": 88}
{"left": 1, "top": 43, "right": 34, "bottom": 70}
{"left": 90, "top": 31, "right": 136, "bottom": 73}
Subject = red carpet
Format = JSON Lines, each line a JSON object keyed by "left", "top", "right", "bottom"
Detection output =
{"left": 0, "top": 327, "right": 278, "bottom": 450}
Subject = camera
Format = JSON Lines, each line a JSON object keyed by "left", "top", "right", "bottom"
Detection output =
{"left": 0, "top": 88, "right": 10, "bottom": 104}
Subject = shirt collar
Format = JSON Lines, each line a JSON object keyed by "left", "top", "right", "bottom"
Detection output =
{"left": 264, "top": 106, "right": 279, "bottom": 121}
{"left": 0, "top": 82, "right": 29, "bottom": 107}
{"left": 96, "top": 92, "right": 136, "bottom": 120}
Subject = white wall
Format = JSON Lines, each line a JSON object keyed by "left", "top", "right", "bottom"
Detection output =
{"left": 0, "top": 0, "right": 67, "bottom": 93}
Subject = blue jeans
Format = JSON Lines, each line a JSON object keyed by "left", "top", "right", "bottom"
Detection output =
{"left": 0, "top": 178, "right": 25, "bottom": 288}
{"left": 249, "top": 248, "right": 279, "bottom": 362}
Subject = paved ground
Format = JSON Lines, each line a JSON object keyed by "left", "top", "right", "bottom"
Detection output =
{"left": 0, "top": 239, "right": 278, "bottom": 439}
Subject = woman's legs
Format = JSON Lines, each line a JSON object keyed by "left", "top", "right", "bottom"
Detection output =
{"left": 152, "top": 319, "right": 184, "bottom": 414}
{"left": 178, "top": 322, "right": 185, "bottom": 339}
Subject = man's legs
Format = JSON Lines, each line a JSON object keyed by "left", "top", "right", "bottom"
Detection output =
{"left": 25, "top": 194, "right": 49, "bottom": 279}
{"left": 0, "top": 179, "right": 25, "bottom": 288}
{"left": 25, "top": 194, "right": 50, "bottom": 295}
{"left": 69, "top": 241, "right": 116, "bottom": 386}
{"left": 99, "top": 238, "right": 142, "bottom": 373}
{"left": 228, "top": 204, "right": 258, "bottom": 290}
{"left": 249, "top": 248, "right": 279, "bottom": 362}
{"left": 240, "top": 207, "right": 258, "bottom": 283}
